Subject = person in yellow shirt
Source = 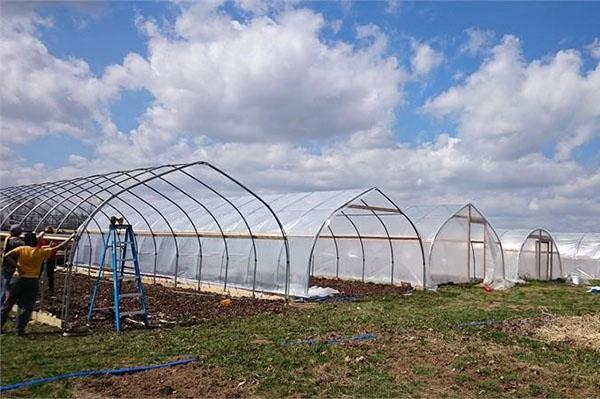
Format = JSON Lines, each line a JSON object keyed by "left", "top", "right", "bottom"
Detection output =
{"left": 1, "top": 231, "right": 75, "bottom": 336}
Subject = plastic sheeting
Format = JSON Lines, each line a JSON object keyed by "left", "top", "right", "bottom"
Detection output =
{"left": 498, "top": 229, "right": 562, "bottom": 282}
{"left": 552, "top": 233, "right": 600, "bottom": 278}
{"left": 403, "top": 204, "right": 505, "bottom": 287}
{"left": 0, "top": 163, "right": 425, "bottom": 298}
{"left": 76, "top": 188, "right": 425, "bottom": 297}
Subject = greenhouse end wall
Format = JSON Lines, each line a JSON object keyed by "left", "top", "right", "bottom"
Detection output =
{"left": 404, "top": 204, "right": 505, "bottom": 288}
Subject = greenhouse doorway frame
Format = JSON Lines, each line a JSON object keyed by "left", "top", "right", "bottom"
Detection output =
{"left": 426, "top": 203, "right": 506, "bottom": 286}
{"left": 518, "top": 229, "right": 562, "bottom": 281}
{"left": 306, "top": 188, "right": 427, "bottom": 289}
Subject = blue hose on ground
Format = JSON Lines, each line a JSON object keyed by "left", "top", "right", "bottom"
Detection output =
{"left": 284, "top": 332, "right": 377, "bottom": 346}
{"left": 0, "top": 358, "right": 194, "bottom": 392}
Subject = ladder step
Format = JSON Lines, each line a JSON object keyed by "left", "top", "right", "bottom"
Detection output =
{"left": 120, "top": 310, "right": 146, "bottom": 317}
{"left": 115, "top": 241, "right": 135, "bottom": 246}
{"left": 120, "top": 293, "right": 142, "bottom": 298}
{"left": 92, "top": 306, "right": 114, "bottom": 312}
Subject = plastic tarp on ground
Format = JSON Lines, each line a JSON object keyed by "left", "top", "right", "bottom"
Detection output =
{"left": 498, "top": 229, "right": 562, "bottom": 282}
{"left": 77, "top": 188, "right": 425, "bottom": 297}
{"left": 403, "top": 204, "right": 505, "bottom": 288}
{"left": 552, "top": 233, "right": 600, "bottom": 278}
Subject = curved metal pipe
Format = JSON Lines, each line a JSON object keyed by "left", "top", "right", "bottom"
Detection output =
{"left": 147, "top": 171, "right": 229, "bottom": 291}
{"left": 360, "top": 198, "right": 394, "bottom": 284}
{"left": 340, "top": 210, "right": 365, "bottom": 282}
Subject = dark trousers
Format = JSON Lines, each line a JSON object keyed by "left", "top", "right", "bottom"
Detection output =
{"left": 1, "top": 265, "right": 16, "bottom": 304}
{"left": 1, "top": 277, "right": 39, "bottom": 334}
{"left": 44, "top": 259, "right": 56, "bottom": 293}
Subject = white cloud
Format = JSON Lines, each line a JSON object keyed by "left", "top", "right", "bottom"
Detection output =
{"left": 424, "top": 35, "right": 600, "bottom": 161}
{"left": 587, "top": 37, "right": 600, "bottom": 59}
{"left": 460, "top": 27, "right": 494, "bottom": 56}
{"left": 0, "top": 4, "right": 599, "bottom": 233}
{"left": 0, "top": 5, "right": 119, "bottom": 144}
{"left": 410, "top": 40, "right": 443, "bottom": 77}
{"left": 108, "top": 4, "right": 406, "bottom": 159}
{"left": 385, "top": 0, "right": 401, "bottom": 14}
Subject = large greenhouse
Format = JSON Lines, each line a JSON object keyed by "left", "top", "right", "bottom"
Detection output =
{"left": 0, "top": 162, "right": 426, "bottom": 302}
{"left": 402, "top": 204, "right": 505, "bottom": 288}
{"left": 498, "top": 229, "right": 562, "bottom": 282}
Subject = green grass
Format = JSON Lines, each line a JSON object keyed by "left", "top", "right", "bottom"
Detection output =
{"left": 1, "top": 281, "right": 599, "bottom": 397}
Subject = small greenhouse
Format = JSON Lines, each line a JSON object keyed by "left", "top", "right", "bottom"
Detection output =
{"left": 498, "top": 229, "right": 562, "bottom": 282}
{"left": 0, "top": 162, "right": 426, "bottom": 306}
{"left": 552, "top": 233, "right": 600, "bottom": 278}
{"left": 260, "top": 189, "right": 426, "bottom": 292}
{"left": 402, "top": 204, "right": 505, "bottom": 288}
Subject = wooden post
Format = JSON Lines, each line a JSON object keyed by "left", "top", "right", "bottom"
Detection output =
{"left": 545, "top": 236, "right": 550, "bottom": 280}
{"left": 549, "top": 241, "right": 554, "bottom": 279}
{"left": 483, "top": 222, "right": 487, "bottom": 281}
{"left": 535, "top": 236, "right": 541, "bottom": 279}
{"left": 466, "top": 205, "right": 472, "bottom": 281}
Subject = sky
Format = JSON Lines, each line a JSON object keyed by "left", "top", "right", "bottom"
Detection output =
{"left": 1, "top": 0, "right": 599, "bottom": 232}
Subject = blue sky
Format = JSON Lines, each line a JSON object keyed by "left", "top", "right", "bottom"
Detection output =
{"left": 16, "top": 1, "right": 600, "bottom": 166}
{"left": 1, "top": 0, "right": 599, "bottom": 231}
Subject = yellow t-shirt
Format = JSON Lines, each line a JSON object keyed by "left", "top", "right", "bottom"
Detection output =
{"left": 10, "top": 246, "right": 55, "bottom": 278}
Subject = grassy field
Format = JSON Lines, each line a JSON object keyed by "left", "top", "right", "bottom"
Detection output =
{"left": 1, "top": 281, "right": 599, "bottom": 398}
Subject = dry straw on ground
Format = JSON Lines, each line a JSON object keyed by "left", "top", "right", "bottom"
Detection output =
{"left": 534, "top": 314, "right": 600, "bottom": 350}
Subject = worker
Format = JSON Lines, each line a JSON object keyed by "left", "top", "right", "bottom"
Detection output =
{"left": 0, "top": 231, "right": 75, "bottom": 336}
{"left": 1, "top": 224, "right": 24, "bottom": 303}
{"left": 39, "top": 226, "right": 59, "bottom": 295}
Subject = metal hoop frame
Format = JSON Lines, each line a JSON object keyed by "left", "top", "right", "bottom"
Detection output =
{"left": 1, "top": 161, "right": 291, "bottom": 327}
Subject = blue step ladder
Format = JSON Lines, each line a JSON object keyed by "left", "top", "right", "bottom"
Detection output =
{"left": 87, "top": 221, "right": 150, "bottom": 332}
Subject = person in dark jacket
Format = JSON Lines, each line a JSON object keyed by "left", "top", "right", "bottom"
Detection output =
{"left": 39, "top": 226, "right": 59, "bottom": 295}
{"left": 1, "top": 224, "right": 24, "bottom": 303}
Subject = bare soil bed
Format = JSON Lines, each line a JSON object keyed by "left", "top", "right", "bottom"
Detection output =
{"left": 310, "top": 276, "right": 414, "bottom": 297}
{"left": 74, "top": 362, "right": 256, "bottom": 399}
{"left": 34, "top": 273, "right": 415, "bottom": 330}
{"left": 37, "top": 271, "right": 287, "bottom": 330}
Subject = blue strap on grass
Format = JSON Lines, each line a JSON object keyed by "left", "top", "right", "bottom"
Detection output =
{"left": 0, "top": 358, "right": 194, "bottom": 392}
{"left": 457, "top": 320, "right": 500, "bottom": 329}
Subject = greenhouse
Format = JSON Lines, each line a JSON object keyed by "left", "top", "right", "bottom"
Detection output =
{"left": 402, "top": 204, "right": 505, "bottom": 288}
{"left": 0, "top": 162, "right": 426, "bottom": 303}
{"left": 498, "top": 229, "right": 562, "bottom": 282}
{"left": 552, "top": 233, "right": 600, "bottom": 278}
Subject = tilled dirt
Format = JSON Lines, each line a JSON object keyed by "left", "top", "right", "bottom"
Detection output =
{"left": 34, "top": 273, "right": 414, "bottom": 330}
{"left": 74, "top": 362, "right": 257, "bottom": 398}
{"left": 310, "top": 277, "right": 414, "bottom": 297}
{"left": 38, "top": 271, "right": 287, "bottom": 331}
